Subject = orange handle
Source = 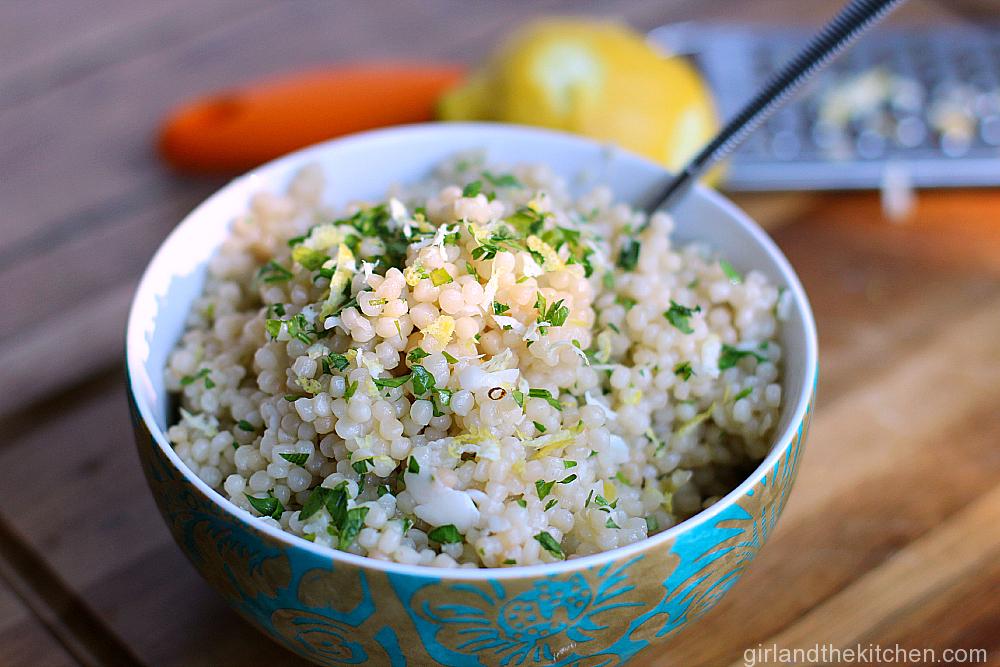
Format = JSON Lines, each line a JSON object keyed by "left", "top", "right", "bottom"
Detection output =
{"left": 158, "top": 63, "right": 465, "bottom": 174}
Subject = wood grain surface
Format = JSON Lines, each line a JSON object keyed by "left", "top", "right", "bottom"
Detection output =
{"left": 1, "top": 1, "right": 997, "bottom": 665}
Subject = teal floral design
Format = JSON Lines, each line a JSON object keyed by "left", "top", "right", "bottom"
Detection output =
{"left": 393, "top": 558, "right": 645, "bottom": 665}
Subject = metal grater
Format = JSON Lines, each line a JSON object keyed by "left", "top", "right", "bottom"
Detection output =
{"left": 648, "top": 23, "right": 1000, "bottom": 190}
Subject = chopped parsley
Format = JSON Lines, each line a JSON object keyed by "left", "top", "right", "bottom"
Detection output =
{"left": 503, "top": 558, "right": 517, "bottom": 565}
{"left": 245, "top": 493, "right": 283, "bottom": 519}
{"left": 534, "top": 292, "right": 569, "bottom": 332}
{"left": 493, "top": 301, "right": 511, "bottom": 315}
{"left": 441, "top": 350, "right": 459, "bottom": 364}
{"left": 512, "top": 390, "right": 524, "bottom": 408}
{"left": 617, "top": 240, "right": 640, "bottom": 271}
{"left": 279, "top": 452, "right": 309, "bottom": 465}
{"left": 428, "top": 524, "right": 462, "bottom": 544}
{"left": 535, "top": 479, "right": 556, "bottom": 500}
{"left": 605, "top": 517, "right": 621, "bottom": 529}
{"left": 299, "top": 482, "right": 349, "bottom": 521}
{"left": 732, "top": 387, "right": 753, "bottom": 401}
{"left": 720, "top": 259, "right": 742, "bottom": 284}
{"left": 408, "top": 347, "right": 430, "bottom": 363}
{"left": 559, "top": 474, "right": 577, "bottom": 484}
{"left": 674, "top": 361, "right": 694, "bottom": 380}
{"left": 351, "top": 458, "right": 371, "bottom": 475}
{"left": 236, "top": 420, "right": 255, "bottom": 432}
{"left": 406, "top": 456, "right": 420, "bottom": 474}
{"left": 410, "top": 365, "right": 435, "bottom": 395}
{"left": 344, "top": 380, "right": 358, "bottom": 399}
{"left": 602, "top": 271, "right": 615, "bottom": 290}
{"left": 528, "top": 388, "right": 562, "bottom": 411}
{"left": 664, "top": 301, "right": 701, "bottom": 334}
{"left": 482, "top": 171, "right": 522, "bottom": 188}
{"left": 532, "top": 421, "right": 546, "bottom": 433}
{"left": 432, "top": 388, "right": 452, "bottom": 416}
{"left": 265, "top": 312, "right": 314, "bottom": 344}
{"left": 534, "top": 531, "right": 565, "bottom": 560}
{"left": 258, "top": 260, "right": 293, "bottom": 283}
{"left": 462, "top": 180, "right": 483, "bottom": 198}
{"left": 563, "top": 460, "right": 577, "bottom": 469}
{"left": 718, "top": 344, "right": 767, "bottom": 370}
{"left": 544, "top": 498, "right": 558, "bottom": 511}
{"left": 373, "top": 374, "right": 411, "bottom": 389}
{"left": 321, "top": 353, "right": 350, "bottom": 374}
{"left": 615, "top": 295, "right": 637, "bottom": 310}
{"left": 401, "top": 517, "right": 413, "bottom": 535}
{"left": 593, "top": 494, "right": 617, "bottom": 511}
{"left": 338, "top": 506, "right": 369, "bottom": 549}
{"left": 180, "top": 368, "right": 214, "bottom": 388}
{"left": 515, "top": 498, "right": 528, "bottom": 508}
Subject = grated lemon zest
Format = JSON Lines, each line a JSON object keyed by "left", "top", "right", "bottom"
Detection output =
{"left": 675, "top": 402, "right": 716, "bottom": 439}
{"left": 318, "top": 243, "right": 356, "bottom": 318}
{"left": 595, "top": 330, "right": 613, "bottom": 363}
{"left": 622, "top": 387, "right": 643, "bottom": 405}
{"left": 297, "top": 377, "right": 322, "bottom": 394}
{"left": 525, "top": 430, "right": 575, "bottom": 460}
{"left": 424, "top": 315, "right": 455, "bottom": 347}
{"left": 603, "top": 480, "right": 618, "bottom": 502}
{"left": 527, "top": 235, "right": 564, "bottom": 271}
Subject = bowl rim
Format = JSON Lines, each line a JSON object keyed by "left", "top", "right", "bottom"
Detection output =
{"left": 127, "top": 121, "right": 818, "bottom": 581}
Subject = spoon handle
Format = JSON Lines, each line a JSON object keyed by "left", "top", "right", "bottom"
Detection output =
{"left": 645, "top": 0, "right": 907, "bottom": 213}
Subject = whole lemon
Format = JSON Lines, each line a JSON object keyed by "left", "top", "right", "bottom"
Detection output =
{"left": 439, "top": 19, "right": 719, "bottom": 175}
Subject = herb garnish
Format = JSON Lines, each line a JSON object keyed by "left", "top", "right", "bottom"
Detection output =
{"left": 534, "top": 531, "right": 565, "bottom": 560}
{"left": 535, "top": 479, "right": 555, "bottom": 500}
{"left": 482, "top": 171, "right": 522, "bottom": 188}
{"left": 373, "top": 374, "right": 411, "bottom": 389}
{"left": 664, "top": 301, "right": 701, "bottom": 334}
{"left": 338, "top": 506, "right": 369, "bottom": 549}
{"left": 408, "top": 347, "right": 430, "bottom": 363}
{"left": 733, "top": 387, "right": 753, "bottom": 401}
{"left": 245, "top": 493, "right": 283, "bottom": 519}
{"left": 718, "top": 344, "right": 767, "bottom": 370}
{"left": 534, "top": 292, "right": 569, "bottom": 333}
{"left": 180, "top": 368, "right": 214, "bottom": 388}
{"left": 528, "top": 388, "right": 562, "bottom": 411}
{"left": 279, "top": 452, "right": 309, "bottom": 465}
{"left": 428, "top": 524, "right": 462, "bottom": 544}
{"left": 720, "top": 259, "right": 742, "bottom": 284}
{"left": 617, "top": 240, "right": 640, "bottom": 271}
{"left": 674, "top": 361, "right": 694, "bottom": 380}
{"left": 258, "top": 260, "right": 293, "bottom": 283}
{"left": 344, "top": 380, "right": 358, "bottom": 399}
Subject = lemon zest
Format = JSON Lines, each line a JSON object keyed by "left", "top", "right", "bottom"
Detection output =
{"left": 424, "top": 315, "right": 455, "bottom": 347}
{"left": 675, "top": 402, "right": 716, "bottom": 439}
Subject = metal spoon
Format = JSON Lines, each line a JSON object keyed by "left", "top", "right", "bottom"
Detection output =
{"left": 644, "top": 0, "right": 907, "bottom": 214}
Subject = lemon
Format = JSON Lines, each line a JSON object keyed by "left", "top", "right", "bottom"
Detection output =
{"left": 439, "top": 19, "right": 720, "bottom": 176}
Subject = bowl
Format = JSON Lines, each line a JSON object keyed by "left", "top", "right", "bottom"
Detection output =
{"left": 126, "top": 122, "right": 817, "bottom": 666}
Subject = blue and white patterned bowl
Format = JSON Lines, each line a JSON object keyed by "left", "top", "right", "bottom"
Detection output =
{"left": 126, "top": 123, "right": 817, "bottom": 666}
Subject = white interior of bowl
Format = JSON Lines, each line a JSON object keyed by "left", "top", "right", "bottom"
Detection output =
{"left": 126, "top": 122, "right": 817, "bottom": 579}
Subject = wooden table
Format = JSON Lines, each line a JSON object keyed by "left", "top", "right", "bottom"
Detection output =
{"left": 2, "top": 1, "right": 998, "bottom": 665}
